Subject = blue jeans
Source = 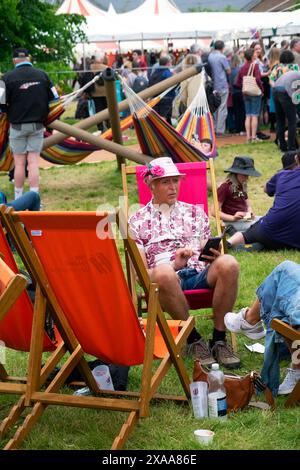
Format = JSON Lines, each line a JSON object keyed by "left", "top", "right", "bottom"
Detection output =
{"left": 8, "top": 191, "right": 40, "bottom": 211}
{"left": 256, "top": 260, "right": 300, "bottom": 394}
{"left": 177, "top": 267, "right": 211, "bottom": 290}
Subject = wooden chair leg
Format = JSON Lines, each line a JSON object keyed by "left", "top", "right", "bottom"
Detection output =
{"left": 0, "top": 396, "right": 25, "bottom": 439}
{"left": 285, "top": 380, "right": 300, "bottom": 408}
{"left": 230, "top": 331, "right": 238, "bottom": 353}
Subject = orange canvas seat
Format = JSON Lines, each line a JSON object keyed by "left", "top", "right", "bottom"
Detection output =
{"left": 0, "top": 224, "right": 55, "bottom": 352}
{"left": 0, "top": 208, "right": 194, "bottom": 450}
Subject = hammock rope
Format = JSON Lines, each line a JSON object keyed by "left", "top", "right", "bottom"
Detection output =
{"left": 121, "top": 77, "right": 209, "bottom": 163}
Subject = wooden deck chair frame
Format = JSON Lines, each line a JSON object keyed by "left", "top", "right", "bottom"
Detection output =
{"left": 0, "top": 220, "right": 63, "bottom": 443}
{"left": 0, "top": 207, "right": 194, "bottom": 450}
{"left": 271, "top": 318, "right": 300, "bottom": 407}
{"left": 121, "top": 159, "right": 237, "bottom": 352}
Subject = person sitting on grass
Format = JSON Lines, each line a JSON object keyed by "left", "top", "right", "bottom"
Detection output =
{"left": 128, "top": 156, "right": 241, "bottom": 369}
{"left": 0, "top": 189, "right": 40, "bottom": 211}
{"left": 227, "top": 150, "right": 300, "bottom": 251}
{"left": 211, "top": 156, "right": 261, "bottom": 237}
{"left": 224, "top": 260, "right": 300, "bottom": 396}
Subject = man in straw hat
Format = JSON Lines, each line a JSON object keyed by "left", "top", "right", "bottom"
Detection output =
{"left": 228, "top": 149, "right": 300, "bottom": 251}
{"left": 129, "top": 157, "right": 241, "bottom": 369}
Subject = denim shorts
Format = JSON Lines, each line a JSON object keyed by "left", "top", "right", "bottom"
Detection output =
{"left": 9, "top": 122, "right": 44, "bottom": 154}
{"left": 243, "top": 95, "right": 262, "bottom": 116}
{"left": 177, "top": 267, "right": 211, "bottom": 290}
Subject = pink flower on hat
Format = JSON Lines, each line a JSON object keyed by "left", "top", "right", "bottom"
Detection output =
{"left": 151, "top": 165, "right": 165, "bottom": 177}
{"left": 141, "top": 164, "right": 165, "bottom": 180}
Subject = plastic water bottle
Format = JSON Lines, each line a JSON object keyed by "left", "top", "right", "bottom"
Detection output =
{"left": 208, "top": 363, "right": 227, "bottom": 419}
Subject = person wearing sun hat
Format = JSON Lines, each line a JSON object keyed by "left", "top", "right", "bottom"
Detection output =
{"left": 211, "top": 156, "right": 261, "bottom": 236}
{"left": 129, "top": 156, "right": 241, "bottom": 369}
{"left": 228, "top": 149, "right": 300, "bottom": 251}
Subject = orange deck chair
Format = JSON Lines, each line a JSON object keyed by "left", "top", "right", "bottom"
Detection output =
{"left": 122, "top": 160, "right": 237, "bottom": 350}
{"left": 0, "top": 208, "right": 194, "bottom": 450}
{"left": 0, "top": 222, "right": 61, "bottom": 443}
{"left": 271, "top": 319, "right": 300, "bottom": 407}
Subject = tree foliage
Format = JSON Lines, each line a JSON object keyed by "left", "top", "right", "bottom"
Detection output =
{"left": 0, "top": 0, "right": 86, "bottom": 66}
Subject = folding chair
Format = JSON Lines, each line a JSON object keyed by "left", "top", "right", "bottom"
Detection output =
{"left": 271, "top": 318, "right": 300, "bottom": 407}
{"left": 0, "top": 222, "right": 60, "bottom": 443}
{"left": 0, "top": 208, "right": 194, "bottom": 450}
{"left": 122, "top": 160, "right": 237, "bottom": 351}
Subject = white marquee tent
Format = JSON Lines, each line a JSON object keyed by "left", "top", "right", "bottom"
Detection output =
{"left": 86, "top": 10, "right": 300, "bottom": 43}
{"left": 56, "top": 2, "right": 300, "bottom": 53}
{"left": 122, "top": 0, "right": 180, "bottom": 16}
{"left": 56, "top": 0, "right": 107, "bottom": 16}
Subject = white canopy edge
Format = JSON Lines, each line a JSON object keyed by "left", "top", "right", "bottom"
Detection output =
{"left": 85, "top": 11, "right": 300, "bottom": 43}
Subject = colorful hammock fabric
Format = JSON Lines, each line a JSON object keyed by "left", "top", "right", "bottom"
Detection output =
{"left": 121, "top": 79, "right": 209, "bottom": 163}
{"left": 0, "top": 113, "right": 14, "bottom": 171}
{"left": 40, "top": 93, "right": 165, "bottom": 165}
{"left": 176, "top": 70, "right": 217, "bottom": 158}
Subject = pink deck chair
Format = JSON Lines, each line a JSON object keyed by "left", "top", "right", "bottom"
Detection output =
{"left": 125, "top": 161, "right": 223, "bottom": 310}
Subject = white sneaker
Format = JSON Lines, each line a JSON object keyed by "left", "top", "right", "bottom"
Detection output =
{"left": 224, "top": 308, "right": 266, "bottom": 340}
{"left": 278, "top": 368, "right": 300, "bottom": 395}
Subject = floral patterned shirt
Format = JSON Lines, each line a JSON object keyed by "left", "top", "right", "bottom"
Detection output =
{"left": 129, "top": 200, "right": 211, "bottom": 271}
{"left": 270, "top": 63, "right": 299, "bottom": 84}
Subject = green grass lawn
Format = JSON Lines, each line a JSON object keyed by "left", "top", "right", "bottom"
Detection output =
{"left": 0, "top": 137, "right": 299, "bottom": 450}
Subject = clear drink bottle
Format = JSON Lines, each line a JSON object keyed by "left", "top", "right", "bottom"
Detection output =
{"left": 208, "top": 363, "right": 227, "bottom": 419}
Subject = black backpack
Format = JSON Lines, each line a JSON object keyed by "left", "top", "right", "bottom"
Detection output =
{"left": 132, "top": 75, "right": 148, "bottom": 93}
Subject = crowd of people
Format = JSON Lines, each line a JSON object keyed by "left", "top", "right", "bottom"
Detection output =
{"left": 72, "top": 37, "right": 300, "bottom": 154}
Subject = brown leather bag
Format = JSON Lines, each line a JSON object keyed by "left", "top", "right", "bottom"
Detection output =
{"left": 193, "top": 360, "right": 275, "bottom": 413}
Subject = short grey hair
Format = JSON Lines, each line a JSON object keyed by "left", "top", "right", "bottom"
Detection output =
{"left": 190, "top": 43, "right": 202, "bottom": 54}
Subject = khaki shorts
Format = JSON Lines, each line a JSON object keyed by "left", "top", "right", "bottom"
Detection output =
{"left": 9, "top": 123, "right": 44, "bottom": 154}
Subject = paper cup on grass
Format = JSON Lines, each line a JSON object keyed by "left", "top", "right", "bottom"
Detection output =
{"left": 92, "top": 365, "right": 114, "bottom": 391}
{"left": 194, "top": 429, "right": 214, "bottom": 445}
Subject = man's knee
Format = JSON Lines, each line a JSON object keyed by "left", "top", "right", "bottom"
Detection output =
{"left": 151, "top": 265, "right": 178, "bottom": 287}
{"left": 215, "top": 254, "right": 240, "bottom": 279}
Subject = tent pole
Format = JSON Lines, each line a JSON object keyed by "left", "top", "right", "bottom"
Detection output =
{"left": 103, "top": 67, "right": 125, "bottom": 170}
{"left": 44, "top": 64, "right": 203, "bottom": 149}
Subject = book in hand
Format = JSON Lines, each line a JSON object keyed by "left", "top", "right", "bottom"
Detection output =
{"left": 198, "top": 229, "right": 227, "bottom": 261}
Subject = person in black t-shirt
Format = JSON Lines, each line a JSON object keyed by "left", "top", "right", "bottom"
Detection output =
{"left": 0, "top": 48, "right": 58, "bottom": 200}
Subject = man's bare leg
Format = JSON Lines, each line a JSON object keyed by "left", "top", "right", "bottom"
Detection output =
{"left": 27, "top": 152, "right": 39, "bottom": 191}
{"left": 151, "top": 265, "right": 216, "bottom": 366}
{"left": 227, "top": 232, "right": 246, "bottom": 246}
{"left": 13, "top": 153, "right": 26, "bottom": 198}
{"left": 150, "top": 264, "right": 189, "bottom": 320}
{"left": 244, "top": 298, "right": 261, "bottom": 324}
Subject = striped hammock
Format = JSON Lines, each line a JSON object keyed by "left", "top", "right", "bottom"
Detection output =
{"left": 41, "top": 93, "right": 165, "bottom": 165}
{"left": 176, "top": 70, "right": 217, "bottom": 158}
{"left": 121, "top": 78, "right": 209, "bottom": 163}
{"left": 0, "top": 113, "right": 14, "bottom": 171}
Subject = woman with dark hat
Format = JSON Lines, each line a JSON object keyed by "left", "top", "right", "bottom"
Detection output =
{"left": 211, "top": 156, "right": 261, "bottom": 235}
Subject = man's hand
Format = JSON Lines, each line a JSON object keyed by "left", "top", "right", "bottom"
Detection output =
{"left": 173, "top": 248, "right": 194, "bottom": 271}
{"left": 200, "top": 247, "right": 221, "bottom": 263}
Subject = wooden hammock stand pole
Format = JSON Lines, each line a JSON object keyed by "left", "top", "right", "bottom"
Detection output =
{"left": 44, "top": 64, "right": 203, "bottom": 149}
{"left": 103, "top": 67, "right": 125, "bottom": 170}
{"left": 48, "top": 120, "right": 152, "bottom": 165}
